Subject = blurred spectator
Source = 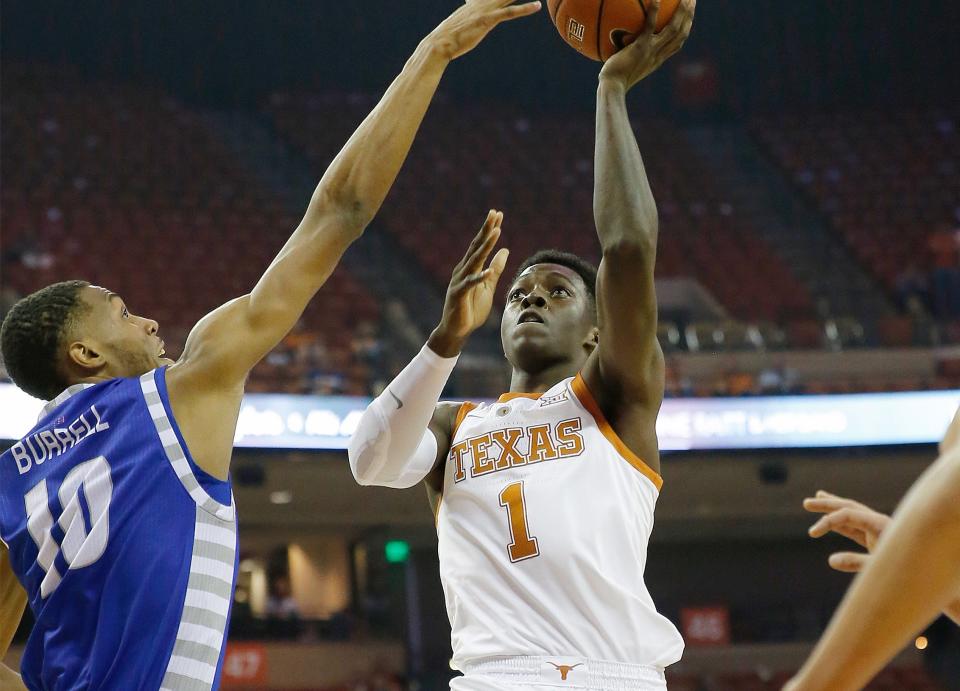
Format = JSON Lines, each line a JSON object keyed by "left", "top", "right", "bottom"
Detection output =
{"left": 382, "top": 298, "right": 424, "bottom": 360}
{"left": 265, "top": 574, "right": 300, "bottom": 621}
{"left": 927, "top": 225, "right": 960, "bottom": 318}
{"left": 895, "top": 263, "right": 930, "bottom": 312}
{"left": 351, "top": 320, "right": 386, "bottom": 390}
{"left": 757, "top": 363, "right": 800, "bottom": 395}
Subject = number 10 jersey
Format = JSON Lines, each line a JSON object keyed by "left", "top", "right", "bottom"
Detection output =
{"left": 0, "top": 368, "right": 237, "bottom": 691}
{"left": 436, "top": 374, "right": 684, "bottom": 673}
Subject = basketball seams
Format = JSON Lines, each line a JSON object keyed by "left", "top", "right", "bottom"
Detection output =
{"left": 595, "top": 0, "right": 607, "bottom": 61}
{"left": 552, "top": 0, "right": 677, "bottom": 60}
{"left": 548, "top": 0, "right": 564, "bottom": 23}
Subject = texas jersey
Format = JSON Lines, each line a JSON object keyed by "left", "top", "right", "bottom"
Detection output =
{"left": 436, "top": 374, "right": 684, "bottom": 671}
{"left": 0, "top": 368, "right": 238, "bottom": 691}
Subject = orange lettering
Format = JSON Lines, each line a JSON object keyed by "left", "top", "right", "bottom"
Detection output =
{"left": 470, "top": 434, "right": 495, "bottom": 477}
{"left": 492, "top": 428, "right": 524, "bottom": 469}
{"left": 527, "top": 424, "right": 557, "bottom": 462}
{"left": 555, "top": 418, "right": 584, "bottom": 457}
{"left": 450, "top": 441, "right": 470, "bottom": 483}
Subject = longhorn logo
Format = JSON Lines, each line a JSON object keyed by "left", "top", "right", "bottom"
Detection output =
{"left": 547, "top": 662, "right": 583, "bottom": 681}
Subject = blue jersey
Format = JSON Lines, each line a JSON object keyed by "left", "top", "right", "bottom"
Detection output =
{"left": 0, "top": 368, "right": 238, "bottom": 691}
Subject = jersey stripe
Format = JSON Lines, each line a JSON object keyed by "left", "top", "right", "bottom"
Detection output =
{"left": 38, "top": 383, "right": 96, "bottom": 422}
{"left": 452, "top": 402, "right": 479, "bottom": 438}
{"left": 570, "top": 374, "right": 663, "bottom": 491}
{"left": 160, "top": 505, "right": 237, "bottom": 690}
{"left": 496, "top": 391, "right": 543, "bottom": 403}
{"left": 140, "top": 371, "right": 234, "bottom": 521}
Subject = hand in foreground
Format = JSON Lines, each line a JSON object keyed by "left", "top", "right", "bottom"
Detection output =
{"left": 428, "top": 210, "right": 510, "bottom": 357}
{"left": 805, "top": 488, "right": 960, "bottom": 628}
{"left": 599, "top": 0, "right": 695, "bottom": 91}
{"left": 804, "top": 490, "right": 890, "bottom": 572}
{"left": 428, "top": 0, "right": 541, "bottom": 61}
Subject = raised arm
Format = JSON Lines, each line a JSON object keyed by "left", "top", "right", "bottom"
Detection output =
{"left": 787, "top": 448, "right": 960, "bottom": 691}
{"left": 580, "top": 1, "right": 694, "bottom": 427}
{"left": 166, "top": 2, "right": 539, "bottom": 479}
{"left": 349, "top": 212, "right": 510, "bottom": 492}
{"left": 174, "top": 0, "right": 540, "bottom": 389}
{"left": 0, "top": 545, "right": 27, "bottom": 690}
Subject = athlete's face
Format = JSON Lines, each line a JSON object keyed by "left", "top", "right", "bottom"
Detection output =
{"left": 501, "top": 264, "right": 598, "bottom": 372}
{"left": 68, "top": 286, "right": 171, "bottom": 378}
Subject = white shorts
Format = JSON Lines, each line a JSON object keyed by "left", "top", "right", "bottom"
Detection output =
{"left": 451, "top": 656, "right": 668, "bottom": 691}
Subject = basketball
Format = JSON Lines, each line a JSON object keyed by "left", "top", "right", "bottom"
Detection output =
{"left": 547, "top": 0, "right": 681, "bottom": 61}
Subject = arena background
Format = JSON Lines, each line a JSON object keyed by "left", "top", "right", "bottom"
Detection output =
{"left": 2, "top": 1, "right": 960, "bottom": 689}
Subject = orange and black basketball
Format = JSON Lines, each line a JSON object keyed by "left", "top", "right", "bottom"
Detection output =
{"left": 547, "top": 0, "right": 680, "bottom": 61}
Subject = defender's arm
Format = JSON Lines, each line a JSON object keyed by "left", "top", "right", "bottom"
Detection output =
{"left": 171, "top": 1, "right": 540, "bottom": 390}
{"left": 0, "top": 545, "right": 27, "bottom": 690}
{"left": 166, "top": 3, "right": 538, "bottom": 479}
{"left": 787, "top": 447, "right": 960, "bottom": 691}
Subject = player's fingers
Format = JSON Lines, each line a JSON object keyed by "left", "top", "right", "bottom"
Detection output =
{"left": 678, "top": 0, "right": 696, "bottom": 24}
{"left": 807, "top": 513, "right": 865, "bottom": 543}
{"left": 828, "top": 552, "right": 869, "bottom": 573}
{"left": 807, "top": 509, "right": 856, "bottom": 538}
{"left": 804, "top": 492, "right": 867, "bottom": 512}
{"left": 830, "top": 525, "right": 870, "bottom": 548}
{"left": 803, "top": 497, "right": 858, "bottom": 514}
{"left": 656, "top": 27, "right": 687, "bottom": 58}
{"left": 643, "top": 0, "right": 660, "bottom": 37}
{"left": 814, "top": 490, "right": 864, "bottom": 507}
{"left": 492, "top": 1, "right": 542, "bottom": 22}
{"left": 485, "top": 247, "right": 510, "bottom": 282}
{"left": 808, "top": 508, "right": 883, "bottom": 543}
{"left": 465, "top": 223, "right": 502, "bottom": 274}
{"left": 455, "top": 210, "right": 498, "bottom": 273}
{"left": 659, "top": 5, "right": 694, "bottom": 54}
{"left": 677, "top": 3, "right": 695, "bottom": 41}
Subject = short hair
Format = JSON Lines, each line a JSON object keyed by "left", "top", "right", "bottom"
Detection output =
{"left": 511, "top": 249, "right": 598, "bottom": 312}
{"left": 1, "top": 280, "right": 91, "bottom": 400}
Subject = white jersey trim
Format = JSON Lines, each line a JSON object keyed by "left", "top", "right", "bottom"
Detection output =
{"left": 139, "top": 370, "right": 235, "bottom": 521}
{"left": 38, "top": 383, "right": 97, "bottom": 422}
{"left": 159, "top": 504, "right": 237, "bottom": 690}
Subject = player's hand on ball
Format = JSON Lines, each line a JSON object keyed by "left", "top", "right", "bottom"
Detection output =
{"left": 803, "top": 490, "right": 891, "bottom": 573}
{"left": 427, "top": 0, "right": 542, "bottom": 61}
{"left": 599, "top": 0, "right": 694, "bottom": 90}
{"left": 429, "top": 210, "right": 510, "bottom": 357}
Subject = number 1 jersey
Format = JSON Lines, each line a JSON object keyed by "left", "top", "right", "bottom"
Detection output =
{"left": 0, "top": 368, "right": 238, "bottom": 691}
{"left": 436, "top": 374, "right": 684, "bottom": 672}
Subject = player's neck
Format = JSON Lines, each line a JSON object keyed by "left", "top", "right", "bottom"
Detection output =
{"left": 509, "top": 362, "right": 580, "bottom": 395}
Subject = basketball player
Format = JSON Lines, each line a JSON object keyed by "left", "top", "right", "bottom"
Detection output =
{"left": 785, "top": 411, "right": 960, "bottom": 690}
{"left": 348, "top": 2, "right": 695, "bottom": 689}
{"left": 0, "top": 2, "right": 541, "bottom": 688}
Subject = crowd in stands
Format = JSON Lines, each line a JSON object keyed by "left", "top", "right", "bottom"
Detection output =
{"left": 3, "top": 69, "right": 960, "bottom": 399}
{"left": 755, "top": 111, "right": 960, "bottom": 320}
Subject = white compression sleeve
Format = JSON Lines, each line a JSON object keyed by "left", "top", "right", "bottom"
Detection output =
{"left": 348, "top": 344, "right": 458, "bottom": 488}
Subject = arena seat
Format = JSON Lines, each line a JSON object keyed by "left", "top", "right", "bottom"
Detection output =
{"left": 266, "top": 94, "right": 814, "bottom": 324}
{"left": 753, "top": 110, "right": 959, "bottom": 308}
{"left": 1, "top": 66, "right": 380, "bottom": 394}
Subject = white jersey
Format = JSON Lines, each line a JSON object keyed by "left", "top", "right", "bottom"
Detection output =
{"left": 436, "top": 374, "right": 684, "bottom": 674}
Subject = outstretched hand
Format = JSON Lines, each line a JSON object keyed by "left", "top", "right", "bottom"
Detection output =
{"left": 803, "top": 490, "right": 891, "bottom": 573}
{"left": 599, "top": 0, "right": 695, "bottom": 91}
{"left": 428, "top": 210, "right": 510, "bottom": 357}
{"left": 428, "top": 0, "right": 542, "bottom": 62}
